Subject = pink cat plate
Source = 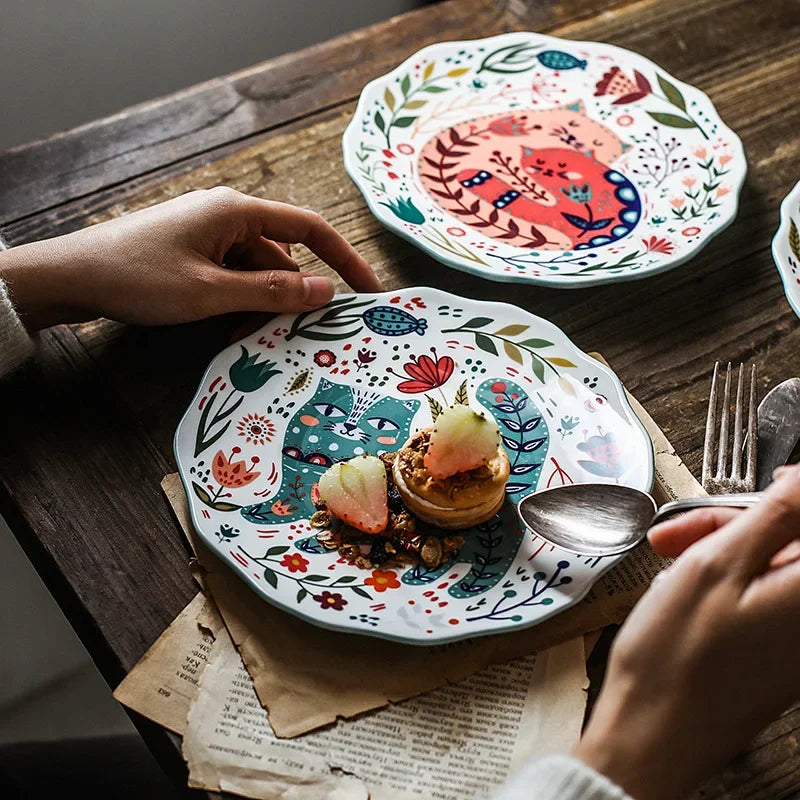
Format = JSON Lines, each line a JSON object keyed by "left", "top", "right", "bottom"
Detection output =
{"left": 174, "top": 288, "right": 654, "bottom": 644}
{"left": 343, "top": 32, "right": 746, "bottom": 287}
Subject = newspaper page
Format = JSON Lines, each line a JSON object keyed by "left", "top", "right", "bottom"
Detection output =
{"left": 183, "top": 624, "right": 587, "bottom": 800}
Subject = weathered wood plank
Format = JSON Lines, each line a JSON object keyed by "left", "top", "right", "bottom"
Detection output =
{"left": 0, "top": 0, "right": 625, "bottom": 223}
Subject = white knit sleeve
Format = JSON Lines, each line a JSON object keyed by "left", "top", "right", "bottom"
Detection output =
{"left": 492, "top": 755, "right": 633, "bottom": 800}
{"left": 0, "top": 237, "right": 36, "bottom": 375}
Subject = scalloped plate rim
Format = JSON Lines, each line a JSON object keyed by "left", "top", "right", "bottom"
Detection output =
{"left": 771, "top": 179, "right": 800, "bottom": 319}
{"left": 174, "top": 288, "right": 655, "bottom": 645}
{"left": 342, "top": 31, "right": 747, "bottom": 288}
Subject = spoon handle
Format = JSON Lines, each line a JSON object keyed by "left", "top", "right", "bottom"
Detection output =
{"left": 651, "top": 492, "right": 762, "bottom": 526}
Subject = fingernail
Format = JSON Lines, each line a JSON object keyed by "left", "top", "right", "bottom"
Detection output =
{"left": 303, "top": 276, "right": 334, "bottom": 306}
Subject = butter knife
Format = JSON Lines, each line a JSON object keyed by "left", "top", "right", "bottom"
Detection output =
{"left": 756, "top": 377, "right": 800, "bottom": 490}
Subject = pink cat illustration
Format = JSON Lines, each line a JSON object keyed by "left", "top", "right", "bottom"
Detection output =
{"left": 419, "top": 103, "right": 640, "bottom": 250}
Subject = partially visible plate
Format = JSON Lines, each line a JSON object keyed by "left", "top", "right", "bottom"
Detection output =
{"left": 772, "top": 180, "right": 800, "bottom": 319}
{"left": 343, "top": 32, "right": 746, "bottom": 287}
{"left": 175, "top": 288, "right": 654, "bottom": 644}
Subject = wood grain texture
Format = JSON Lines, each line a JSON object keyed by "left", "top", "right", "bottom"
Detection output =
{"left": 0, "top": 0, "right": 623, "bottom": 224}
{"left": 2, "top": 0, "right": 800, "bottom": 797}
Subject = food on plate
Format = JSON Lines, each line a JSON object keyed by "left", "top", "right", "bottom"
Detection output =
{"left": 317, "top": 455, "right": 388, "bottom": 534}
{"left": 393, "top": 405, "right": 509, "bottom": 530}
{"left": 311, "top": 405, "right": 508, "bottom": 570}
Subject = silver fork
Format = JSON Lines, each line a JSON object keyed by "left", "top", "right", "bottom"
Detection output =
{"left": 702, "top": 362, "right": 758, "bottom": 494}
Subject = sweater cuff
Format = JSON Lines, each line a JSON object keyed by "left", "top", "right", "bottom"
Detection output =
{"left": 494, "top": 754, "right": 634, "bottom": 800}
{"left": 0, "top": 276, "right": 35, "bottom": 375}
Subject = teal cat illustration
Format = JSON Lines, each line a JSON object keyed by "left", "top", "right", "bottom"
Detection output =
{"left": 290, "top": 378, "right": 551, "bottom": 599}
{"left": 240, "top": 378, "right": 420, "bottom": 525}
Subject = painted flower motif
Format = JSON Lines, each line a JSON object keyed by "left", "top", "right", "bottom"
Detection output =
{"left": 682, "top": 226, "right": 701, "bottom": 237}
{"left": 717, "top": 187, "right": 730, "bottom": 197}
{"left": 681, "top": 177, "right": 696, "bottom": 187}
{"left": 388, "top": 348, "right": 455, "bottom": 393}
{"left": 271, "top": 499, "right": 297, "bottom": 516}
{"left": 229, "top": 346, "right": 280, "bottom": 393}
{"left": 397, "top": 143, "right": 415, "bottom": 155}
{"left": 212, "top": 447, "right": 261, "bottom": 488}
{"left": 693, "top": 147, "right": 707, "bottom": 159}
{"left": 314, "top": 349, "right": 337, "bottom": 368}
{"left": 356, "top": 349, "right": 377, "bottom": 371}
{"left": 379, "top": 196, "right": 424, "bottom": 224}
{"left": 719, "top": 154, "right": 732, "bottom": 166}
{"left": 446, "top": 227, "right": 466, "bottom": 237}
{"left": 237, "top": 413, "right": 276, "bottom": 445}
{"left": 560, "top": 183, "right": 592, "bottom": 203}
{"left": 313, "top": 590, "right": 347, "bottom": 611}
{"left": 488, "top": 114, "right": 529, "bottom": 136}
{"left": 576, "top": 430, "right": 625, "bottom": 480}
{"left": 669, "top": 197, "right": 685, "bottom": 209}
{"left": 280, "top": 553, "right": 309, "bottom": 573}
{"left": 364, "top": 569, "right": 401, "bottom": 592}
{"left": 616, "top": 114, "right": 633, "bottom": 127}
{"left": 642, "top": 235, "right": 675, "bottom": 255}
{"left": 491, "top": 381, "right": 507, "bottom": 394}
{"left": 594, "top": 66, "right": 651, "bottom": 104}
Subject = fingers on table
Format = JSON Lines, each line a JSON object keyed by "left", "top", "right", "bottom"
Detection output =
{"left": 244, "top": 197, "right": 383, "bottom": 292}
{"left": 648, "top": 507, "right": 741, "bottom": 558}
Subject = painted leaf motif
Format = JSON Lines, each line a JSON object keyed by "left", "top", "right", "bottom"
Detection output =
{"left": 393, "top": 117, "right": 417, "bottom": 128}
{"left": 263, "top": 568, "right": 278, "bottom": 589}
{"left": 192, "top": 482, "right": 212, "bottom": 505}
{"left": 545, "top": 357, "right": 577, "bottom": 368}
{"left": 505, "top": 482, "right": 532, "bottom": 494}
{"left": 404, "top": 99, "right": 427, "bottom": 110}
{"left": 479, "top": 42, "right": 541, "bottom": 74}
{"left": 647, "top": 111, "right": 697, "bottom": 130}
{"left": 462, "top": 316, "right": 493, "bottom": 329}
{"left": 384, "top": 87, "right": 395, "bottom": 111}
{"left": 502, "top": 435, "right": 521, "bottom": 452}
{"left": 400, "top": 74, "right": 411, "bottom": 95}
{"left": 789, "top": 219, "right": 800, "bottom": 260}
{"left": 494, "top": 323, "right": 529, "bottom": 336}
{"left": 558, "top": 376, "right": 577, "bottom": 397}
{"left": 562, "top": 212, "right": 592, "bottom": 230}
{"left": 352, "top": 586, "right": 372, "bottom": 599}
{"left": 501, "top": 418, "right": 522, "bottom": 432}
{"left": 447, "top": 67, "right": 470, "bottom": 77}
{"left": 474, "top": 332, "right": 499, "bottom": 356}
{"left": 423, "top": 85, "right": 447, "bottom": 93}
{"left": 503, "top": 340, "right": 523, "bottom": 364}
{"left": 455, "top": 380, "right": 469, "bottom": 406}
{"left": 297, "top": 588, "right": 308, "bottom": 603}
{"left": 213, "top": 501, "right": 242, "bottom": 512}
{"left": 266, "top": 545, "right": 289, "bottom": 556}
{"left": 657, "top": 74, "right": 686, "bottom": 110}
{"left": 530, "top": 355, "right": 546, "bottom": 383}
{"left": 374, "top": 110, "right": 386, "bottom": 132}
{"left": 423, "top": 61, "right": 435, "bottom": 80}
{"left": 427, "top": 395, "right": 443, "bottom": 421}
{"left": 519, "top": 338, "right": 554, "bottom": 348}
{"left": 510, "top": 462, "right": 541, "bottom": 475}
{"left": 521, "top": 437, "right": 546, "bottom": 453}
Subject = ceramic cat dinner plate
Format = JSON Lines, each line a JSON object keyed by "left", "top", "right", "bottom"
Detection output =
{"left": 772, "top": 180, "right": 800, "bottom": 319}
{"left": 175, "top": 288, "right": 654, "bottom": 645}
{"left": 343, "top": 32, "right": 746, "bottom": 287}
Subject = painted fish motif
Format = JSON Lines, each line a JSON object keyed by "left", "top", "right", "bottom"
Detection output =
{"left": 363, "top": 306, "right": 428, "bottom": 336}
{"left": 536, "top": 50, "right": 587, "bottom": 71}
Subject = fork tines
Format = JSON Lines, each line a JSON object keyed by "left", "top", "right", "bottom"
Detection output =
{"left": 702, "top": 361, "right": 758, "bottom": 494}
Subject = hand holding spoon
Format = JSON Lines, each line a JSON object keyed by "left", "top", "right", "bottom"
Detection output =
{"left": 517, "top": 484, "right": 761, "bottom": 557}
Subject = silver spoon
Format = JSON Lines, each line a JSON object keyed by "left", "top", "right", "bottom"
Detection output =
{"left": 517, "top": 484, "right": 762, "bottom": 557}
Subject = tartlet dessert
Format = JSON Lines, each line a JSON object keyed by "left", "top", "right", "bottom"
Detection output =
{"left": 392, "top": 405, "right": 510, "bottom": 530}
{"left": 312, "top": 406, "right": 508, "bottom": 570}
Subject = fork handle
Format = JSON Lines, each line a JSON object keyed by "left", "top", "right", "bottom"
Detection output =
{"left": 652, "top": 493, "right": 762, "bottom": 526}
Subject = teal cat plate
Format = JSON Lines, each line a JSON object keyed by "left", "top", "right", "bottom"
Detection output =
{"left": 175, "top": 288, "right": 653, "bottom": 644}
{"left": 343, "top": 32, "right": 746, "bottom": 287}
{"left": 772, "top": 179, "right": 800, "bottom": 320}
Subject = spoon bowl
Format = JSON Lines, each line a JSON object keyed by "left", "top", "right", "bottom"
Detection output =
{"left": 517, "top": 484, "right": 763, "bottom": 557}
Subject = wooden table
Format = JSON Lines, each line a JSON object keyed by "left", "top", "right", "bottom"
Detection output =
{"left": 1, "top": 0, "right": 799, "bottom": 797}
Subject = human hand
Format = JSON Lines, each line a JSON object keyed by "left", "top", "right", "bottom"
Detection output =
{"left": 0, "top": 187, "right": 382, "bottom": 331}
{"left": 574, "top": 464, "right": 800, "bottom": 800}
